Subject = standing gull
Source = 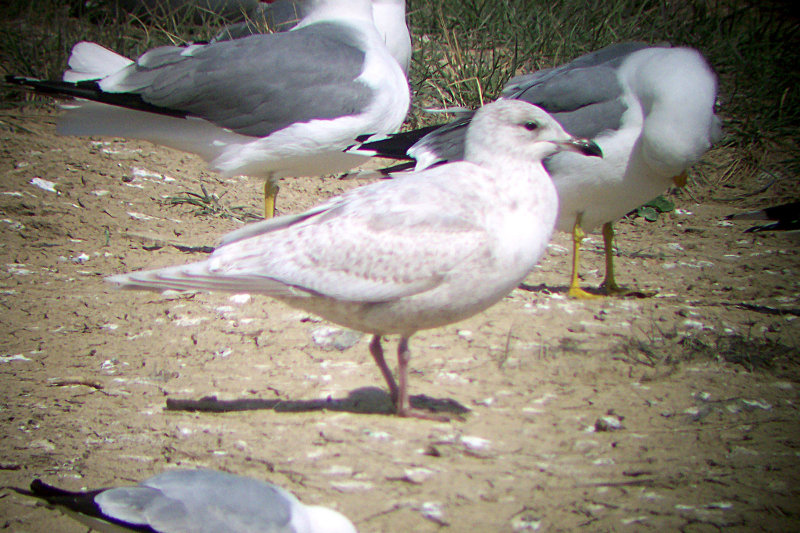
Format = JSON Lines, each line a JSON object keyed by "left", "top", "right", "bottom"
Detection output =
{"left": 5, "top": 0, "right": 410, "bottom": 218}
{"left": 106, "top": 100, "right": 602, "bottom": 419}
{"left": 352, "top": 43, "right": 721, "bottom": 298}
{"left": 8, "top": 469, "right": 356, "bottom": 533}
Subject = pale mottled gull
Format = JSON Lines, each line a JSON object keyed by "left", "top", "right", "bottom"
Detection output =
{"left": 5, "top": 0, "right": 410, "bottom": 218}
{"left": 351, "top": 42, "right": 722, "bottom": 298}
{"left": 8, "top": 469, "right": 356, "bottom": 533}
{"left": 105, "top": 100, "right": 602, "bottom": 419}
{"left": 214, "top": 0, "right": 411, "bottom": 75}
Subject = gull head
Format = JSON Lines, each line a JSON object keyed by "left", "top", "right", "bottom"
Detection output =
{"left": 465, "top": 99, "right": 602, "bottom": 166}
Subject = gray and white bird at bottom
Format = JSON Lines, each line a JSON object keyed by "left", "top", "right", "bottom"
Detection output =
{"left": 7, "top": 469, "right": 356, "bottom": 533}
{"left": 106, "top": 100, "right": 602, "bottom": 419}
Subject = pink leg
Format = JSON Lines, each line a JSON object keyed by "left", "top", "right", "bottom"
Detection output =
{"left": 396, "top": 337, "right": 411, "bottom": 414}
{"left": 369, "top": 335, "right": 398, "bottom": 404}
{"left": 394, "top": 337, "right": 450, "bottom": 421}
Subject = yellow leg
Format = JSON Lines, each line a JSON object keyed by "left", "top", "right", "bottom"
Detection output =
{"left": 601, "top": 222, "right": 625, "bottom": 294}
{"left": 264, "top": 178, "right": 279, "bottom": 219}
{"left": 600, "top": 222, "right": 656, "bottom": 297}
{"left": 673, "top": 171, "right": 688, "bottom": 188}
{"left": 568, "top": 213, "right": 602, "bottom": 299}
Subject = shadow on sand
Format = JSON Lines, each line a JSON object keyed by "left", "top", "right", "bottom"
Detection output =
{"left": 165, "top": 386, "right": 470, "bottom": 417}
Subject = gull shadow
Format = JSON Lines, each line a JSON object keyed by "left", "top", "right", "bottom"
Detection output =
{"left": 518, "top": 282, "right": 569, "bottom": 294}
{"left": 165, "top": 387, "right": 470, "bottom": 417}
{"left": 518, "top": 282, "right": 654, "bottom": 299}
{"left": 725, "top": 302, "right": 800, "bottom": 317}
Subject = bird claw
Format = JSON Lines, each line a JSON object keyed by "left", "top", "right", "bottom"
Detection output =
{"left": 567, "top": 286, "right": 605, "bottom": 299}
{"left": 568, "top": 284, "right": 656, "bottom": 299}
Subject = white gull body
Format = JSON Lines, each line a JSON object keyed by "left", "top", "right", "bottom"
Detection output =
{"left": 518, "top": 45, "right": 721, "bottom": 233}
{"left": 16, "top": 469, "right": 356, "bottom": 533}
{"left": 106, "top": 100, "right": 602, "bottom": 418}
{"left": 12, "top": 0, "right": 410, "bottom": 216}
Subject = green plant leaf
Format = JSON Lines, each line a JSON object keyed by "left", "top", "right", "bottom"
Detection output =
{"left": 637, "top": 206, "right": 660, "bottom": 222}
{"left": 644, "top": 195, "right": 675, "bottom": 213}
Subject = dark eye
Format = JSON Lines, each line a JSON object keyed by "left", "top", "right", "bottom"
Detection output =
{"left": 523, "top": 122, "right": 539, "bottom": 131}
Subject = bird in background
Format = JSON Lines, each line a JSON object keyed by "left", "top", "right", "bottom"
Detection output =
{"left": 6, "top": 468, "right": 357, "bottom": 533}
{"left": 726, "top": 201, "right": 800, "bottom": 233}
{"left": 351, "top": 42, "right": 722, "bottom": 299}
{"left": 5, "top": 0, "right": 411, "bottom": 219}
{"left": 106, "top": 100, "right": 602, "bottom": 419}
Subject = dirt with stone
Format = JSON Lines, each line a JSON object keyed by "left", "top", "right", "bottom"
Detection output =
{"left": 0, "top": 109, "right": 798, "bottom": 531}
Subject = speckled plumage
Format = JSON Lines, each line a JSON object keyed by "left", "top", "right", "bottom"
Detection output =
{"left": 107, "top": 100, "right": 602, "bottom": 417}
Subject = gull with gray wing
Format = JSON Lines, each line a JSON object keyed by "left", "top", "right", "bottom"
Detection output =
{"left": 8, "top": 468, "right": 356, "bottom": 533}
{"left": 5, "top": 0, "right": 410, "bottom": 218}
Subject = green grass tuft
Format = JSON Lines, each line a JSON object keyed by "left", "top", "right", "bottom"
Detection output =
{"left": 164, "top": 185, "right": 260, "bottom": 221}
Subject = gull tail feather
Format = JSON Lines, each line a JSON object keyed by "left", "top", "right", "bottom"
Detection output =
{"left": 63, "top": 42, "right": 134, "bottom": 82}
{"left": 106, "top": 262, "right": 302, "bottom": 297}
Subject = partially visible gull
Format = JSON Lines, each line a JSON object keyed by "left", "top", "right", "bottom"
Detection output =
{"left": 352, "top": 42, "right": 721, "bottom": 298}
{"left": 5, "top": 0, "right": 410, "bottom": 218}
{"left": 214, "top": 0, "right": 411, "bottom": 75}
{"left": 8, "top": 468, "right": 356, "bottom": 533}
{"left": 726, "top": 201, "right": 800, "bottom": 233}
{"left": 106, "top": 100, "right": 602, "bottom": 419}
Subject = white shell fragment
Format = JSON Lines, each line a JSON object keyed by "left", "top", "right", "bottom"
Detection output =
{"left": 30, "top": 177, "right": 57, "bottom": 193}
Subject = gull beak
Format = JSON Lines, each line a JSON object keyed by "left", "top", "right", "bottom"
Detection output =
{"left": 557, "top": 138, "right": 603, "bottom": 158}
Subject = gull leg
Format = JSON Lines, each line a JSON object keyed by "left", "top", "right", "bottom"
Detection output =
{"left": 369, "top": 335, "right": 399, "bottom": 405}
{"left": 394, "top": 337, "right": 450, "bottom": 421}
{"left": 601, "top": 222, "right": 624, "bottom": 294}
{"left": 396, "top": 337, "right": 411, "bottom": 415}
{"left": 264, "top": 176, "right": 280, "bottom": 219}
{"left": 600, "top": 222, "right": 656, "bottom": 297}
{"left": 568, "top": 213, "right": 602, "bottom": 299}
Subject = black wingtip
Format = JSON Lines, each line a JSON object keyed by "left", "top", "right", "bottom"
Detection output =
{"left": 31, "top": 478, "right": 61, "bottom": 495}
{"left": 1, "top": 479, "right": 78, "bottom": 501}
{"left": 4, "top": 76, "right": 189, "bottom": 119}
{"left": 3, "top": 485, "right": 35, "bottom": 498}
{"left": 5, "top": 74, "right": 35, "bottom": 86}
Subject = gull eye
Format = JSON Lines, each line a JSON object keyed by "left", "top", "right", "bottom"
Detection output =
{"left": 523, "top": 121, "right": 539, "bottom": 131}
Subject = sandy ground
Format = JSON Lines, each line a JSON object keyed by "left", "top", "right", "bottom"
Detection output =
{"left": 0, "top": 110, "right": 798, "bottom": 532}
